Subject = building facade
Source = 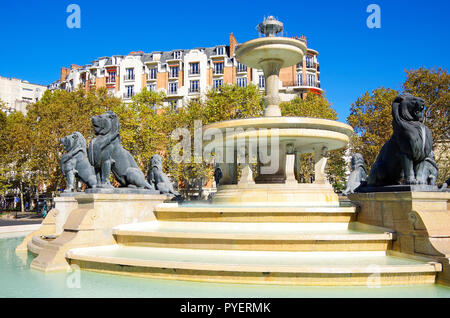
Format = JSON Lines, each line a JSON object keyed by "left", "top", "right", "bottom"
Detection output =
{"left": 49, "top": 33, "right": 322, "bottom": 108}
{"left": 0, "top": 76, "right": 47, "bottom": 114}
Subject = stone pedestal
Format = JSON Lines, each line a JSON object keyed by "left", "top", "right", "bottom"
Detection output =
{"left": 16, "top": 194, "right": 78, "bottom": 252}
{"left": 213, "top": 183, "right": 339, "bottom": 206}
{"left": 348, "top": 191, "right": 450, "bottom": 286}
{"left": 29, "top": 193, "right": 167, "bottom": 272}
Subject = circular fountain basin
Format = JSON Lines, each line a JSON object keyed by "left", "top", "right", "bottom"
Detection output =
{"left": 236, "top": 37, "right": 307, "bottom": 69}
{"left": 203, "top": 117, "right": 354, "bottom": 153}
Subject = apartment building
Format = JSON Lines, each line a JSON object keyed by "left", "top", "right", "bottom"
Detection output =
{"left": 49, "top": 33, "right": 322, "bottom": 109}
{"left": 0, "top": 76, "right": 47, "bottom": 114}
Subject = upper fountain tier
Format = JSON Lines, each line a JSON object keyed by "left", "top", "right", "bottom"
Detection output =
{"left": 236, "top": 16, "right": 306, "bottom": 70}
{"left": 235, "top": 16, "right": 306, "bottom": 117}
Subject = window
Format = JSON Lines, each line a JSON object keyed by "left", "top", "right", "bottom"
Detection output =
{"left": 214, "top": 62, "right": 224, "bottom": 74}
{"left": 190, "top": 80, "right": 200, "bottom": 92}
{"left": 125, "top": 85, "right": 134, "bottom": 98}
{"left": 236, "top": 62, "right": 247, "bottom": 72}
{"left": 170, "top": 100, "right": 178, "bottom": 110}
{"left": 148, "top": 68, "right": 157, "bottom": 80}
{"left": 107, "top": 71, "right": 116, "bottom": 83}
{"left": 170, "top": 66, "right": 179, "bottom": 78}
{"left": 236, "top": 77, "right": 247, "bottom": 87}
{"left": 307, "top": 73, "right": 316, "bottom": 87}
{"left": 297, "top": 72, "right": 303, "bottom": 86}
{"left": 22, "top": 88, "right": 33, "bottom": 92}
{"left": 147, "top": 83, "right": 156, "bottom": 92}
{"left": 190, "top": 62, "right": 200, "bottom": 75}
{"left": 258, "top": 75, "right": 265, "bottom": 89}
{"left": 306, "top": 56, "right": 314, "bottom": 68}
{"left": 174, "top": 51, "right": 182, "bottom": 59}
{"left": 169, "top": 82, "right": 178, "bottom": 94}
{"left": 216, "top": 47, "right": 224, "bottom": 55}
{"left": 125, "top": 68, "right": 135, "bottom": 80}
{"left": 213, "top": 79, "right": 223, "bottom": 89}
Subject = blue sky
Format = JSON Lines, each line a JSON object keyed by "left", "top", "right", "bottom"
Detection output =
{"left": 0, "top": 0, "right": 448, "bottom": 121}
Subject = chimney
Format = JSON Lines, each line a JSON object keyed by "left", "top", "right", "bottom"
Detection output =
{"left": 229, "top": 32, "right": 238, "bottom": 57}
{"left": 60, "top": 67, "right": 70, "bottom": 82}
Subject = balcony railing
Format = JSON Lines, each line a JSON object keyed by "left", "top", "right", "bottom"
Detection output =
{"left": 106, "top": 78, "right": 116, "bottom": 84}
{"left": 236, "top": 66, "right": 247, "bottom": 73}
{"left": 189, "top": 69, "right": 200, "bottom": 75}
{"left": 123, "top": 92, "right": 135, "bottom": 99}
{"left": 213, "top": 68, "right": 224, "bottom": 75}
{"left": 189, "top": 87, "right": 200, "bottom": 93}
{"left": 123, "top": 74, "right": 135, "bottom": 81}
{"left": 282, "top": 81, "right": 321, "bottom": 88}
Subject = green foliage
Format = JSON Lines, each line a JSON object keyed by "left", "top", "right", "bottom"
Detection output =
{"left": 280, "top": 93, "right": 337, "bottom": 120}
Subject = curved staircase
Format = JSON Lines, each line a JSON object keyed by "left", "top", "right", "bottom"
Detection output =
{"left": 66, "top": 202, "right": 442, "bottom": 286}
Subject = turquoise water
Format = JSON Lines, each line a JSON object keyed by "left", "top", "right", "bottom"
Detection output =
{"left": 1, "top": 233, "right": 450, "bottom": 298}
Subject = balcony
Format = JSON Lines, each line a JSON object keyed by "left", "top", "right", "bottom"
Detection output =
{"left": 236, "top": 66, "right": 247, "bottom": 73}
{"left": 189, "top": 87, "right": 200, "bottom": 93}
{"left": 169, "top": 72, "right": 179, "bottom": 79}
{"left": 123, "top": 92, "right": 135, "bottom": 99}
{"left": 167, "top": 90, "right": 178, "bottom": 95}
{"left": 189, "top": 69, "right": 200, "bottom": 76}
{"left": 123, "top": 74, "right": 135, "bottom": 81}
{"left": 147, "top": 73, "right": 157, "bottom": 81}
{"left": 106, "top": 77, "right": 116, "bottom": 84}
{"left": 282, "top": 81, "right": 322, "bottom": 90}
{"left": 213, "top": 68, "right": 224, "bottom": 75}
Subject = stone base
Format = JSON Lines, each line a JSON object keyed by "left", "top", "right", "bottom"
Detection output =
{"left": 29, "top": 193, "right": 168, "bottom": 272}
{"left": 213, "top": 183, "right": 339, "bottom": 206}
{"left": 16, "top": 194, "right": 78, "bottom": 252}
{"left": 348, "top": 191, "right": 450, "bottom": 286}
{"left": 84, "top": 188, "right": 160, "bottom": 194}
{"left": 356, "top": 184, "right": 439, "bottom": 193}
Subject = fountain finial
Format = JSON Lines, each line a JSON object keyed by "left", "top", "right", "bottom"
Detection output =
{"left": 258, "top": 16, "right": 283, "bottom": 37}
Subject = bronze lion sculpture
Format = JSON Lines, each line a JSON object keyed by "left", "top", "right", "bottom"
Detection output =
{"left": 367, "top": 94, "right": 438, "bottom": 186}
{"left": 60, "top": 132, "right": 97, "bottom": 191}
{"left": 87, "top": 111, "right": 153, "bottom": 189}
{"left": 147, "top": 154, "right": 180, "bottom": 196}
{"left": 342, "top": 153, "right": 367, "bottom": 195}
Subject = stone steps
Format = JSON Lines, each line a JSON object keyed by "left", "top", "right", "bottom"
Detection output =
{"left": 153, "top": 203, "right": 356, "bottom": 223}
{"left": 112, "top": 221, "right": 394, "bottom": 252}
{"left": 66, "top": 245, "right": 441, "bottom": 286}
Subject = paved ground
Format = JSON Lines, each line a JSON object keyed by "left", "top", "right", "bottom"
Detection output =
{"left": 0, "top": 212, "right": 43, "bottom": 226}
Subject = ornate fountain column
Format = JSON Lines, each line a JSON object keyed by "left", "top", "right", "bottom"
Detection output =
{"left": 260, "top": 60, "right": 282, "bottom": 117}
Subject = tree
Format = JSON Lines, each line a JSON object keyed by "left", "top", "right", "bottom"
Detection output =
{"left": 280, "top": 93, "right": 347, "bottom": 190}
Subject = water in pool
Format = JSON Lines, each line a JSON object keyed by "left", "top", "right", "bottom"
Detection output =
{"left": 1, "top": 232, "right": 450, "bottom": 298}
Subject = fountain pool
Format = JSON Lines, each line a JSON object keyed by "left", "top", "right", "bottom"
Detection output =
{"left": 3, "top": 232, "right": 450, "bottom": 297}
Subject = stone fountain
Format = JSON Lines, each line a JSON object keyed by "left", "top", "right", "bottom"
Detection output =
{"left": 19, "top": 17, "right": 446, "bottom": 286}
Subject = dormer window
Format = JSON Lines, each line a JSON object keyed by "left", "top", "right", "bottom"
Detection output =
{"left": 216, "top": 47, "right": 224, "bottom": 55}
{"left": 174, "top": 51, "right": 182, "bottom": 59}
